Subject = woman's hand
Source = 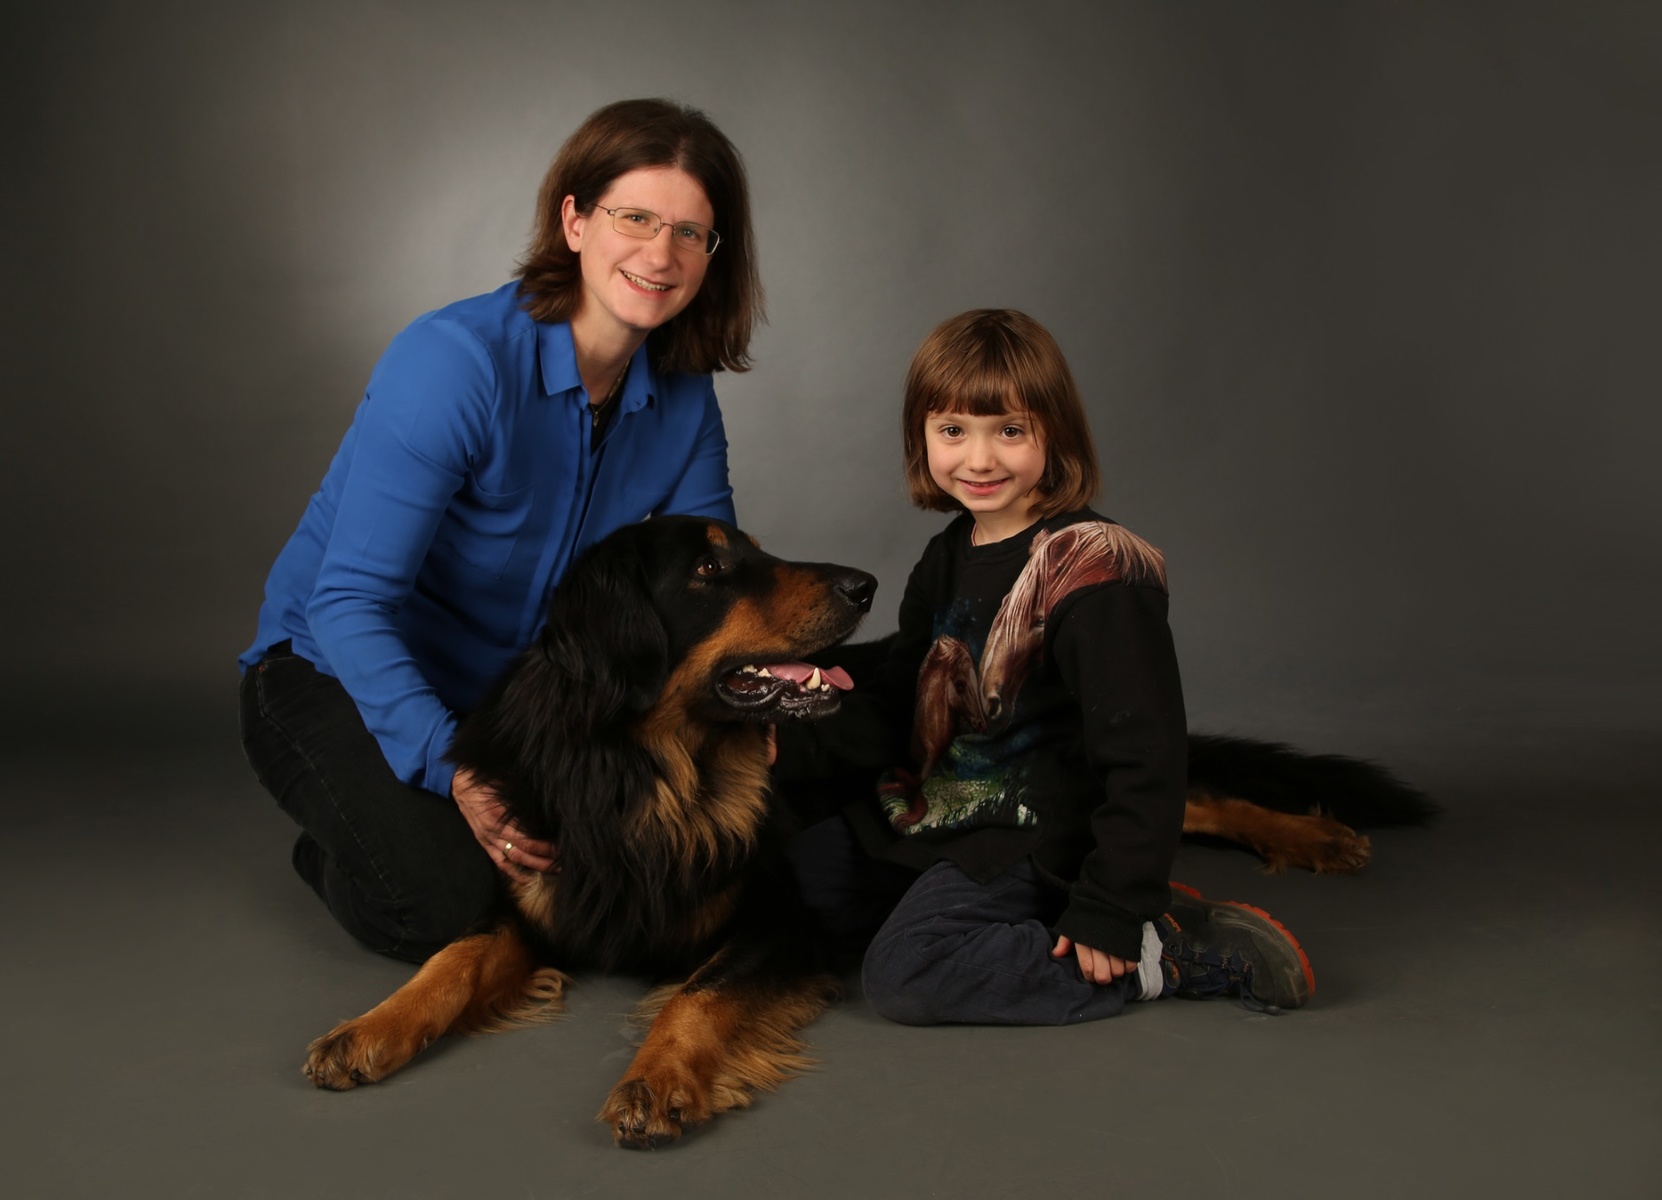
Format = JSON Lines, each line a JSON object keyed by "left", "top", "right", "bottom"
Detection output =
{"left": 452, "top": 767, "right": 558, "bottom": 881}
{"left": 1050, "top": 935, "right": 1137, "bottom": 986}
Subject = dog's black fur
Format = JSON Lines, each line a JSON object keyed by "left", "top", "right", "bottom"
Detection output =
{"left": 451, "top": 514, "right": 877, "bottom": 970}
{"left": 1184, "top": 733, "right": 1435, "bottom": 828}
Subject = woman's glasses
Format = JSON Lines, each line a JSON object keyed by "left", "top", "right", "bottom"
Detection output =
{"left": 597, "top": 205, "right": 721, "bottom": 256}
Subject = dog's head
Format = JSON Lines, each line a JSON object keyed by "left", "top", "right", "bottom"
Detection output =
{"left": 536, "top": 515, "right": 876, "bottom": 733}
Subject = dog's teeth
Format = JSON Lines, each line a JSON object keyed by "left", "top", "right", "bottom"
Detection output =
{"left": 807, "top": 667, "right": 822, "bottom": 690}
{"left": 741, "top": 665, "right": 757, "bottom": 674}
{"left": 757, "top": 668, "right": 773, "bottom": 679}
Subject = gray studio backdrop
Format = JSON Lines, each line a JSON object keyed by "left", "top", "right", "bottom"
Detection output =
{"left": 4, "top": 1, "right": 1657, "bottom": 757}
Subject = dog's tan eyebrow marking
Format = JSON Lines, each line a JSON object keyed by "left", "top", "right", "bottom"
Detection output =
{"left": 705, "top": 525, "right": 729, "bottom": 549}
{"left": 744, "top": 534, "right": 760, "bottom": 549}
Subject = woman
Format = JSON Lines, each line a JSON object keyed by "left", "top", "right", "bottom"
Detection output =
{"left": 239, "top": 98, "right": 762, "bottom": 962}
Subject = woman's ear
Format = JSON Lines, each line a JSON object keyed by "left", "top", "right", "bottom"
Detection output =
{"left": 561, "top": 194, "right": 585, "bottom": 253}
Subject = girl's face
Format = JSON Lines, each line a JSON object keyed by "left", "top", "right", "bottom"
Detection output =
{"left": 924, "top": 408, "right": 1047, "bottom": 542}
{"left": 562, "top": 165, "right": 715, "bottom": 344}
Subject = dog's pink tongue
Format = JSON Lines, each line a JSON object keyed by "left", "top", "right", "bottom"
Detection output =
{"left": 762, "top": 662, "right": 854, "bottom": 690}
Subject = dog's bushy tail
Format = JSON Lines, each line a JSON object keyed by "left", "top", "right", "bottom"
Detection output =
{"left": 1186, "top": 734, "right": 1438, "bottom": 827}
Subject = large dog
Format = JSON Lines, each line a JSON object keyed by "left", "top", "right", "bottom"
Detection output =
{"left": 300, "top": 515, "right": 1430, "bottom": 1147}
{"left": 303, "top": 516, "right": 876, "bottom": 1147}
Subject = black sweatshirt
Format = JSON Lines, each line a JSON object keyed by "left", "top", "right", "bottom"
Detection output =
{"left": 777, "top": 510, "right": 1188, "bottom": 959}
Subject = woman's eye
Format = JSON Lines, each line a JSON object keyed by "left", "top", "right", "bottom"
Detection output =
{"left": 673, "top": 224, "right": 703, "bottom": 243}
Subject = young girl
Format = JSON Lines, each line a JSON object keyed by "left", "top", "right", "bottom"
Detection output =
{"left": 777, "top": 309, "right": 1313, "bottom": 1023}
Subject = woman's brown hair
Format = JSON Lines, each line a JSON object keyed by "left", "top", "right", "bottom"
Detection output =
{"left": 901, "top": 309, "right": 1100, "bottom": 517}
{"left": 516, "top": 98, "right": 762, "bottom": 374}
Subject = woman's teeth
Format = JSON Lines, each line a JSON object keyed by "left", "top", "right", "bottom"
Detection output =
{"left": 623, "top": 271, "right": 669, "bottom": 292}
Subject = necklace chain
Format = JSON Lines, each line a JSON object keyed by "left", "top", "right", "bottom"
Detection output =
{"left": 589, "top": 367, "right": 627, "bottom": 430}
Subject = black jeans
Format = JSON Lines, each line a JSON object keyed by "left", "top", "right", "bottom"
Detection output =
{"left": 789, "top": 815, "right": 1138, "bottom": 1026}
{"left": 239, "top": 644, "right": 497, "bottom": 963}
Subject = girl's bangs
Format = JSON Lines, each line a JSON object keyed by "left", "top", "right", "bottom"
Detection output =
{"left": 927, "top": 371, "right": 1026, "bottom": 419}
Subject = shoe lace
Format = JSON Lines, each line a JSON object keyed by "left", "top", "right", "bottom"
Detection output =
{"left": 1171, "top": 944, "right": 1286, "bottom": 1016}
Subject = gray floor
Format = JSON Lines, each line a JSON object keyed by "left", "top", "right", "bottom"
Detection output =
{"left": 4, "top": 710, "right": 1659, "bottom": 1200}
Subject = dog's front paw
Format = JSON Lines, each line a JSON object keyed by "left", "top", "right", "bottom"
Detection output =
{"left": 303, "top": 1017, "right": 422, "bottom": 1090}
{"left": 599, "top": 1075, "right": 710, "bottom": 1149}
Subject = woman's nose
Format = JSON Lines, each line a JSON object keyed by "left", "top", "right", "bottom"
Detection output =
{"left": 638, "top": 229, "right": 675, "bottom": 266}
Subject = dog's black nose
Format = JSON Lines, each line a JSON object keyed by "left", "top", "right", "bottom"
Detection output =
{"left": 836, "top": 571, "right": 877, "bottom": 612}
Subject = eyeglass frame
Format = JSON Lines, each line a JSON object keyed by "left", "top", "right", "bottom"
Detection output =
{"left": 594, "top": 204, "right": 722, "bottom": 256}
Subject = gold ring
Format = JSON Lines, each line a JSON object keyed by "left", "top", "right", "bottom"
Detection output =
{"left": 504, "top": 841, "right": 513, "bottom": 854}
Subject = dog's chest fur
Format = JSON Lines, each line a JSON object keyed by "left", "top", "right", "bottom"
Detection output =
{"left": 510, "top": 726, "right": 774, "bottom": 973}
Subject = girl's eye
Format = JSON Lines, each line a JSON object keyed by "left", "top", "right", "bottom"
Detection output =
{"left": 939, "top": 425, "right": 962, "bottom": 438}
{"left": 1001, "top": 426, "right": 1024, "bottom": 438}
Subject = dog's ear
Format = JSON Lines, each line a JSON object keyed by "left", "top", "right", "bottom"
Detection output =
{"left": 533, "top": 537, "right": 670, "bottom": 733}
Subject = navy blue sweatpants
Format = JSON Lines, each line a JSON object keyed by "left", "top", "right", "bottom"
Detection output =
{"left": 788, "top": 815, "right": 1141, "bottom": 1025}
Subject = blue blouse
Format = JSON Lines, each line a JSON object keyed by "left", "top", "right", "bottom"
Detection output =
{"left": 240, "top": 282, "right": 735, "bottom": 796}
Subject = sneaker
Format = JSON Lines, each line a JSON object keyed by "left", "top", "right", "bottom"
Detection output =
{"left": 1154, "top": 882, "right": 1314, "bottom": 1013}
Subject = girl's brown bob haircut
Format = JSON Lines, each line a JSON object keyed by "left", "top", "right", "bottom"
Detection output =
{"left": 516, "top": 98, "right": 762, "bottom": 374}
{"left": 901, "top": 309, "right": 1100, "bottom": 517}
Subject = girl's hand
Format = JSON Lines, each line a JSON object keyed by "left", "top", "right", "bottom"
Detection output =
{"left": 453, "top": 767, "right": 558, "bottom": 880}
{"left": 1050, "top": 935, "right": 1136, "bottom": 986}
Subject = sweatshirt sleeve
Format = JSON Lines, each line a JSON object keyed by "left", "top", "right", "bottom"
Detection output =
{"left": 1047, "top": 581, "right": 1188, "bottom": 960}
{"left": 304, "top": 318, "right": 496, "bottom": 796}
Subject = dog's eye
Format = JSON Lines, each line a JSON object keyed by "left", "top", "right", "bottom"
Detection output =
{"left": 694, "top": 556, "right": 724, "bottom": 578}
